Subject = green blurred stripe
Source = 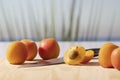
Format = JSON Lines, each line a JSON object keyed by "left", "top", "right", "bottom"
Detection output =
{"left": 43, "top": 1, "right": 47, "bottom": 38}
{"left": 86, "top": 0, "right": 94, "bottom": 41}
{"left": 51, "top": 0, "right": 56, "bottom": 38}
{"left": 74, "top": 0, "right": 83, "bottom": 41}
{"left": 67, "top": 0, "right": 76, "bottom": 41}
{"left": 95, "top": 0, "right": 104, "bottom": 41}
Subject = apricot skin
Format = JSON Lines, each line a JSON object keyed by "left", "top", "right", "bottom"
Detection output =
{"left": 38, "top": 38, "right": 60, "bottom": 60}
{"left": 98, "top": 42, "right": 118, "bottom": 68}
{"left": 6, "top": 41, "right": 27, "bottom": 64}
{"left": 21, "top": 39, "right": 37, "bottom": 60}
{"left": 111, "top": 48, "right": 120, "bottom": 70}
{"left": 81, "top": 50, "right": 94, "bottom": 64}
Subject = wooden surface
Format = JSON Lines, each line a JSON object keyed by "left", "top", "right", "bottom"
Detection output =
{"left": 0, "top": 58, "right": 120, "bottom": 80}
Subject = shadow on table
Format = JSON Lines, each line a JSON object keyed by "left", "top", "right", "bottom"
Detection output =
{"left": 79, "top": 62, "right": 99, "bottom": 66}
{"left": 18, "top": 57, "right": 64, "bottom": 68}
{"left": 18, "top": 58, "right": 99, "bottom": 68}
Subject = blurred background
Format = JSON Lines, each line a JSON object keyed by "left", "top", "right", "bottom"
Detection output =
{"left": 0, "top": 0, "right": 120, "bottom": 41}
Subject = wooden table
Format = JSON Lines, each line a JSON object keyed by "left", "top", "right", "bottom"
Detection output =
{"left": 0, "top": 41, "right": 120, "bottom": 80}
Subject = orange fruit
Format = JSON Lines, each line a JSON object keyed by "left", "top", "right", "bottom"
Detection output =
{"left": 38, "top": 38, "right": 60, "bottom": 60}
{"left": 98, "top": 42, "right": 118, "bottom": 68}
{"left": 64, "top": 46, "right": 85, "bottom": 65}
{"left": 111, "top": 47, "right": 120, "bottom": 70}
{"left": 81, "top": 50, "right": 94, "bottom": 64}
{"left": 6, "top": 41, "right": 27, "bottom": 64}
{"left": 21, "top": 39, "right": 37, "bottom": 60}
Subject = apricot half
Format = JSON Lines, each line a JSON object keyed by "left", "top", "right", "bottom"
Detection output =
{"left": 6, "top": 41, "right": 28, "bottom": 64}
{"left": 81, "top": 50, "right": 94, "bottom": 64}
{"left": 21, "top": 39, "right": 37, "bottom": 60}
{"left": 98, "top": 42, "right": 118, "bottom": 68}
{"left": 64, "top": 46, "right": 86, "bottom": 65}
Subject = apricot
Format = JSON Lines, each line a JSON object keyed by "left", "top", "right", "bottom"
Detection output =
{"left": 81, "top": 50, "right": 94, "bottom": 64}
{"left": 6, "top": 41, "right": 27, "bottom": 64}
{"left": 98, "top": 42, "right": 118, "bottom": 68}
{"left": 64, "top": 46, "right": 85, "bottom": 65}
{"left": 111, "top": 47, "right": 120, "bottom": 70}
{"left": 21, "top": 39, "right": 37, "bottom": 60}
{"left": 38, "top": 38, "right": 60, "bottom": 60}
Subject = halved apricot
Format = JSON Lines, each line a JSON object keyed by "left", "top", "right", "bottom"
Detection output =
{"left": 64, "top": 46, "right": 85, "bottom": 65}
{"left": 81, "top": 50, "right": 94, "bottom": 64}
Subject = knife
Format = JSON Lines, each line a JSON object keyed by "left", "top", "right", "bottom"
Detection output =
{"left": 18, "top": 48, "right": 100, "bottom": 68}
{"left": 44, "top": 47, "right": 100, "bottom": 64}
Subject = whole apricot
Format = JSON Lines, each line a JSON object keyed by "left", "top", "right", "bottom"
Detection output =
{"left": 21, "top": 39, "right": 37, "bottom": 60}
{"left": 98, "top": 42, "right": 118, "bottom": 68}
{"left": 111, "top": 48, "right": 120, "bottom": 70}
{"left": 38, "top": 38, "right": 60, "bottom": 60}
{"left": 64, "top": 46, "right": 85, "bottom": 65}
{"left": 6, "top": 41, "right": 27, "bottom": 64}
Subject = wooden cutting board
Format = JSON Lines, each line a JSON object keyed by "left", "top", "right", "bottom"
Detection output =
{"left": 0, "top": 58, "right": 120, "bottom": 80}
